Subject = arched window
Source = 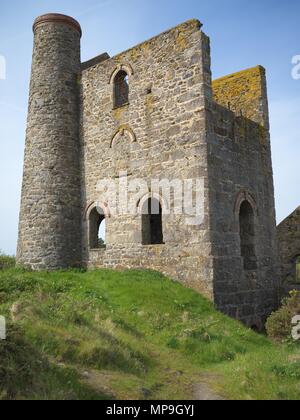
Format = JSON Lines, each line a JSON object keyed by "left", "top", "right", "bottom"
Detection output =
{"left": 114, "top": 70, "right": 129, "bottom": 108}
{"left": 296, "top": 256, "right": 300, "bottom": 283}
{"left": 239, "top": 200, "right": 257, "bottom": 270}
{"left": 142, "top": 197, "right": 164, "bottom": 245}
{"left": 89, "top": 207, "right": 106, "bottom": 249}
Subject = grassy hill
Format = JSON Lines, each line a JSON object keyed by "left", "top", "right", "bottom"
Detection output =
{"left": 0, "top": 266, "right": 300, "bottom": 400}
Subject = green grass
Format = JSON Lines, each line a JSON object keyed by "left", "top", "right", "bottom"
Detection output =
{"left": 0, "top": 252, "right": 15, "bottom": 270}
{"left": 0, "top": 266, "right": 299, "bottom": 400}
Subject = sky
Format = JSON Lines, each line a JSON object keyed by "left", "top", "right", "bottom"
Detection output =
{"left": 0, "top": 0, "right": 299, "bottom": 255}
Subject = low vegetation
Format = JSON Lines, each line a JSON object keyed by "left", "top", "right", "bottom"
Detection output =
{"left": 0, "top": 263, "right": 299, "bottom": 400}
{"left": 0, "top": 251, "right": 15, "bottom": 270}
{"left": 266, "top": 291, "right": 300, "bottom": 343}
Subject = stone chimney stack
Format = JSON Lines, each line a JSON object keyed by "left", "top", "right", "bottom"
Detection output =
{"left": 17, "top": 14, "right": 82, "bottom": 269}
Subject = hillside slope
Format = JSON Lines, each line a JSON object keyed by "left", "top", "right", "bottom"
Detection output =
{"left": 0, "top": 267, "right": 299, "bottom": 400}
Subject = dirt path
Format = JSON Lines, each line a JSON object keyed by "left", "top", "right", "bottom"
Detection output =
{"left": 80, "top": 368, "right": 225, "bottom": 400}
{"left": 81, "top": 369, "right": 116, "bottom": 399}
{"left": 193, "top": 382, "right": 225, "bottom": 400}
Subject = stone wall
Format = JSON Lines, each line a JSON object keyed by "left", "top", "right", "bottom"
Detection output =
{"left": 212, "top": 66, "right": 270, "bottom": 128}
{"left": 277, "top": 207, "right": 300, "bottom": 293}
{"left": 208, "top": 68, "right": 279, "bottom": 325}
{"left": 80, "top": 20, "right": 215, "bottom": 298}
{"left": 80, "top": 22, "right": 279, "bottom": 324}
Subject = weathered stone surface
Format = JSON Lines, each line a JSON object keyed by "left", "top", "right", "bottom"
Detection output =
{"left": 277, "top": 207, "right": 300, "bottom": 294}
{"left": 212, "top": 66, "right": 270, "bottom": 128}
{"left": 17, "top": 14, "right": 82, "bottom": 269}
{"left": 17, "top": 15, "right": 280, "bottom": 326}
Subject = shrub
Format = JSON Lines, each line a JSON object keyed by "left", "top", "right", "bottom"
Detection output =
{"left": 266, "top": 291, "right": 300, "bottom": 342}
{"left": 0, "top": 251, "right": 15, "bottom": 270}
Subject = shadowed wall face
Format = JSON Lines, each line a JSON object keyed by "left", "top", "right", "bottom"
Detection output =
{"left": 277, "top": 207, "right": 300, "bottom": 293}
{"left": 239, "top": 201, "right": 257, "bottom": 271}
{"left": 209, "top": 66, "right": 279, "bottom": 326}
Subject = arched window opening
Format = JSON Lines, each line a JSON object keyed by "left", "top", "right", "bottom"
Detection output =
{"left": 296, "top": 256, "right": 300, "bottom": 284}
{"left": 89, "top": 207, "right": 106, "bottom": 249}
{"left": 239, "top": 201, "right": 257, "bottom": 270}
{"left": 114, "top": 70, "right": 129, "bottom": 108}
{"left": 142, "top": 198, "right": 164, "bottom": 245}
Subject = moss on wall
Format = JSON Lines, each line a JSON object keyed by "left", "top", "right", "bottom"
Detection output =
{"left": 212, "top": 66, "right": 267, "bottom": 127}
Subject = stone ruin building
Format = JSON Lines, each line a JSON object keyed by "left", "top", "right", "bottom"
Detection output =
{"left": 17, "top": 14, "right": 280, "bottom": 327}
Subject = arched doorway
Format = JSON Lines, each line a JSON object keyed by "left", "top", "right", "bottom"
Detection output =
{"left": 142, "top": 197, "right": 164, "bottom": 245}
{"left": 239, "top": 200, "right": 257, "bottom": 270}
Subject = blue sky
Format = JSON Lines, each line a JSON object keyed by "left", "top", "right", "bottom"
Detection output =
{"left": 0, "top": 0, "right": 299, "bottom": 255}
